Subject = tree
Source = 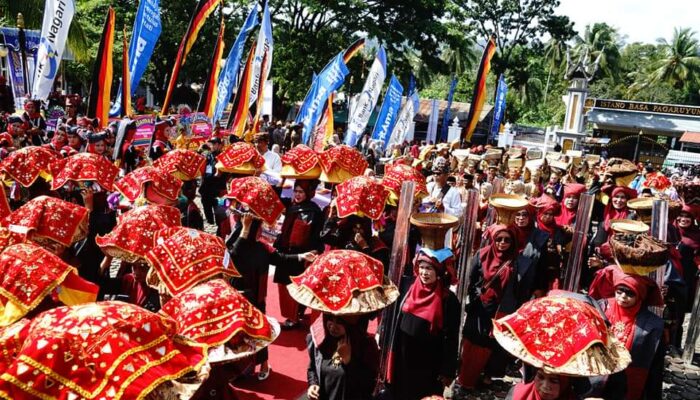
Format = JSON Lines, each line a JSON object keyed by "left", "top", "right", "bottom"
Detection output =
{"left": 573, "top": 23, "right": 624, "bottom": 79}
{"left": 648, "top": 27, "right": 700, "bottom": 90}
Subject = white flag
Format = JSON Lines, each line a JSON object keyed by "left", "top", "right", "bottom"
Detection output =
{"left": 388, "top": 92, "right": 419, "bottom": 147}
{"left": 32, "top": 0, "right": 75, "bottom": 100}
{"left": 248, "top": 1, "right": 273, "bottom": 108}
{"left": 344, "top": 47, "right": 387, "bottom": 146}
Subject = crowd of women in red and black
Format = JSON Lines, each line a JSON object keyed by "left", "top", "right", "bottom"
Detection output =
{"left": 0, "top": 95, "right": 698, "bottom": 400}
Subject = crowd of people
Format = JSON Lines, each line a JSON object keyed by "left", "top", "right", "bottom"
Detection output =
{"left": 0, "top": 93, "right": 697, "bottom": 400}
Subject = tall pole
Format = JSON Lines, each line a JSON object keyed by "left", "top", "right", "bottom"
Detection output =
{"left": 649, "top": 199, "right": 667, "bottom": 317}
{"left": 17, "top": 13, "right": 30, "bottom": 97}
{"left": 563, "top": 193, "right": 595, "bottom": 292}
{"left": 457, "top": 189, "right": 480, "bottom": 351}
{"left": 633, "top": 129, "right": 643, "bottom": 163}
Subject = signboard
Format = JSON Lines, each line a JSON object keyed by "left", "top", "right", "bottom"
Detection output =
{"left": 191, "top": 112, "right": 212, "bottom": 139}
{"left": 45, "top": 107, "right": 65, "bottom": 133}
{"left": 132, "top": 115, "right": 155, "bottom": 149}
{"left": 593, "top": 99, "right": 700, "bottom": 117}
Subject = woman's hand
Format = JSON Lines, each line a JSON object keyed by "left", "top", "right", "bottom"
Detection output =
{"left": 307, "top": 385, "right": 320, "bottom": 400}
{"left": 240, "top": 213, "right": 255, "bottom": 238}
{"left": 353, "top": 233, "right": 369, "bottom": 249}
{"left": 80, "top": 188, "right": 94, "bottom": 211}
{"left": 299, "top": 251, "right": 317, "bottom": 263}
{"left": 336, "top": 336, "right": 351, "bottom": 365}
{"left": 588, "top": 256, "right": 603, "bottom": 269}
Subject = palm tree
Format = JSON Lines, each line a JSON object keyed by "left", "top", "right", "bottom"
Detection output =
{"left": 574, "top": 23, "right": 624, "bottom": 80}
{"left": 543, "top": 37, "right": 568, "bottom": 102}
{"left": 440, "top": 39, "right": 477, "bottom": 76}
{"left": 1, "top": 0, "right": 89, "bottom": 61}
{"left": 648, "top": 27, "right": 700, "bottom": 89}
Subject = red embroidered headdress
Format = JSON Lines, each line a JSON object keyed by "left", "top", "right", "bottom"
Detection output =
{"left": 153, "top": 149, "right": 206, "bottom": 181}
{"left": 49, "top": 152, "right": 120, "bottom": 191}
{"left": 0, "top": 301, "right": 207, "bottom": 400}
{"left": 288, "top": 249, "right": 399, "bottom": 314}
{"left": 335, "top": 176, "right": 389, "bottom": 220}
{"left": 0, "top": 146, "right": 59, "bottom": 187}
{"left": 115, "top": 166, "right": 183, "bottom": 203}
{"left": 215, "top": 142, "right": 265, "bottom": 175}
{"left": 146, "top": 227, "right": 241, "bottom": 297}
{"left": 382, "top": 163, "right": 428, "bottom": 205}
{"left": 317, "top": 145, "right": 367, "bottom": 183}
{"left": 96, "top": 205, "right": 182, "bottom": 263}
{"left": 280, "top": 145, "right": 321, "bottom": 179}
{"left": 224, "top": 176, "right": 284, "bottom": 225}
{"left": 2, "top": 196, "right": 88, "bottom": 248}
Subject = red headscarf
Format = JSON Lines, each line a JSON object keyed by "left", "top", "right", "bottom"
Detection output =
{"left": 402, "top": 251, "right": 453, "bottom": 334}
{"left": 511, "top": 206, "right": 534, "bottom": 253}
{"left": 675, "top": 204, "right": 700, "bottom": 250}
{"left": 478, "top": 225, "right": 516, "bottom": 303}
{"left": 603, "top": 186, "right": 637, "bottom": 234}
{"left": 511, "top": 375, "right": 574, "bottom": 400}
{"left": 534, "top": 195, "right": 561, "bottom": 237}
{"left": 556, "top": 184, "right": 586, "bottom": 226}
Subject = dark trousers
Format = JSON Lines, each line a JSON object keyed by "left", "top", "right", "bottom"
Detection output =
{"left": 201, "top": 194, "right": 218, "bottom": 223}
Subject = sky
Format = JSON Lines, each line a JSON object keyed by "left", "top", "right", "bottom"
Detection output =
{"left": 557, "top": 0, "right": 700, "bottom": 45}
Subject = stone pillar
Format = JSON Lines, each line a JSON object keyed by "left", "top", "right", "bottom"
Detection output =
{"left": 447, "top": 117, "right": 461, "bottom": 142}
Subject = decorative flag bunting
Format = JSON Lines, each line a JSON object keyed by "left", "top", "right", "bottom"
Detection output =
{"left": 388, "top": 92, "right": 419, "bottom": 146}
{"left": 228, "top": 46, "right": 256, "bottom": 137}
{"left": 311, "top": 94, "right": 334, "bottom": 152}
{"left": 440, "top": 75, "right": 459, "bottom": 141}
{"left": 111, "top": 0, "right": 162, "bottom": 117}
{"left": 344, "top": 46, "right": 387, "bottom": 146}
{"left": 86, "top": 6, "right": 115, "bottom": 129}
{"left": 425, "top": 99, "right": 439, "bottom": 145}
{"left": 212, "top": 3, "right": 259, "bottom": 124}
{"left": 490, "top": 74, "right": 508, "bottom": 139}
{"left": 371, "top": 75, "right": 403, "bottom": 151}
{"left": 198, "top": 19, "right": 225, "bottom": 119}
{"left": 161, "top": 0, "right": 221, "bottom": 115}
{"left": 464, "top": 36, "right": 497, "bottom": 141}
{"left": 31, "top": 0, "right": 75, "bottom": 101}
{"left": 121, "top": 27, "right": 132, "bottom": 118}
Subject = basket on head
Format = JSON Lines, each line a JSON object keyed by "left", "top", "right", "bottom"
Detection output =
{"left": 410, "top": 213, "right": 459, "bottom": 250}
{"left": 609, "top": 233, "right": 668, "bottom": 276}
{"left": 609, "top": 219, "right": 649, "bottom": 234}
{"left": 489, "top": 194, "right": 529, "bottom": 225}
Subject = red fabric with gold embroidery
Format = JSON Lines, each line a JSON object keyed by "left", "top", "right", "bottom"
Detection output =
{"left": 225, "top": 177, "right": 284, "bottom": 225}
{"left": 146, "top": 227, "right": 241, "bottom": 296}
{"left": 115, "top": 166, "right": 183, "bottom": 202}
{"left": 281, "top": 145, "right": 319, "bottom": 175}
{"left": 0, "top": 301, "right": 207, "bottom": 400}
{"left": 290, "top": 250, "right": 384, "bottom": 312}
{"left": 382, "top": 163, "right": 428, "bottom": 199}
{"left": 161, "top": 279, "right": 272, "bottom": 347}
{"left": 336, "top": 176, "right": 389, "bottom": 220}
{"left": 0, "top": 188, "right": 10, "bottom": 222}
{"left": 493, "top": 297, "right": 610, "bottom": 368}
{"left": 49, "top": 152, "right": 120, "bottom": 191}
{"left": 216, "top": 142, "right": 265, "bottom": 171}
{"left": 2, "top": 196, "right": 88, "bottom": 248}
{"left": 0, "top": 319, "right": 30, "bottom": 374}
{"left": 317, "top": 145, "right": 367, "bottom": 176}
{"left": 0, "top": 146, "right": 59, "bottom": 187}
{"left": 96, "top": 205, "right": 182, "bottom": 263}
{"left": 153, "top": 149, "right": 206, "bottom": 181}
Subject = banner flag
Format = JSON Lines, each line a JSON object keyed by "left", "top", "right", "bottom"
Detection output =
{"left": 490, "top": 74, "right": 508, "bottom": 139}
{"left": 343, "top": 38, "right": 365, "bottom": 63}
{"left": 426, "top": 99, "right": 439, "bottom": 145}
{"left": 440, "top": 75, "right": 459, "bottom": 141}
{"left": 31, "top": 0, "right": 75, "bottom": 100}
{"left": 371, "top": 75, "right": 403, "bottom": 151}
{"left": 311, "top": 93, "right": 334, "bottom": 152}
{"left": 388, "top": 92, "right": 419, "bottom": 147}
{"left": 161, "top": 0, "right": 221, "bottom": 115}
{"left": 228, "top": 46, "right": 256, "bottom": 137}
{"left": 248, "top": 0, "right": 273, "bottom": 109}
{"left": 212, "top": 3, "right": 258, "bottom": 124}
{"left": 407, "top": 72, "right": 416, "bottom": 96}
{"left": 86, "top": 7, "right": 115, "bottom": 129}
{"left": 198, "top": 19, "right": 225, "bottom": 118}
{"left": 111, "top": 0, "right": 162, "bottom": 116}
{"left": 120, "top": 28, "right": 132, "bottom": 117}
{"left": 464, "top": 36, "right": 496, "bottom": 141}
{"left": 296, "top": 52, "right": 349, "bottom": 144}
{"left": 344, "top": 46, "right": 387, "bottom": 146}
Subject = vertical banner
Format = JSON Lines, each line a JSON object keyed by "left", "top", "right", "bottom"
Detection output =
{"left": 407, "top": 72, "right": 416, "bottom": 96}
{"left": 198, "top": 19, "right": 225, "bottom": 118}
{"left": 440, "top": 75, "right": 458, "bottom": 142}
{"left": 311, "top": 94, "right": 334, "bottom": 152}
{"left": 213, "top": 3, "right": 259, "bottom": 124}
{"left": 371, "top": 75, "right": 403, "bottom": 151}
{"left": 111, "top": 0, "right": 162, "bottom": 116}
{"left": 388, "top": 92, "right": 419, "bottom": 147}
{"left": 249, "top": 0, "right": 273, "bottom": 109}
{"left": 228, "top": 47, "right": 256, "bottom": 137}
{"left": 86, "top": 7, "right": 115, "bottom": 129}
{"left": 32, "top": 0, "right": 75, "bottom": 100}
{"left": 425, "top": 99, "right": 439, "bottom": 144}
{"left": 464, "top": 36, "right": 497, "bottom": 141}
{"left": 121, "top": 28, "right": 132, "bottom": 117}
{"left": 296, "top": 52, "right": 349, "bottom": 144}
{"left": 490, "top": 74, "right": 508, "bottom": 139}
{"left": 344, "top": 46, "right": 387, "bottom": 146}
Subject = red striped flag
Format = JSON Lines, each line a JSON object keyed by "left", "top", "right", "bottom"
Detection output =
{"left": 161, "top": 0, "right": 221, "bottom": 115}
{"left": 228, "top": 46, "right": 256, "bottom": 138}
{"left": 199, "top": 19, "right": 225, "bottom": 119}
{"left": 87, "top": 6, "right": 115, "bottom": 129}
{"left": 343, "top": 38, "right": 366, "bottom": 63}
{"left": 464, "top": 36, "right": 497, "bottom": 141}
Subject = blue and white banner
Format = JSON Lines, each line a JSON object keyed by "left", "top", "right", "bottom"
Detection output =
{"left": 440, "top": 75, "right": 458, "bottom": 141}
{"left": 297, "top": 52, "right": 349, "bottom": 144}
{"left": 248, "top": 1, "right": 273, "bottom": 108}
{"left": 212, "top": 4, "right": 258, "bottom": 124}
{"left": 426, "top": 99, "right": 439, "bottom": 144}
{"left": 407, "top": 72, "right": 416, "bottom": 96}
{"left": 490, "top": 74, "right": 508, "bottom": 139}
{"left": 344, "top": 47, "right": 387, "bottom": 146}
{"left": 32, "top": 0, "right": 75, "bottom": 100}
{"left": 388, "top": 92, "right": 419, "bottom": 146}
{"left": 110, "top": 0, "right": 161, "bottom": 116}
{"left": 371, "top": 75, "right": 403, "bottom": 151}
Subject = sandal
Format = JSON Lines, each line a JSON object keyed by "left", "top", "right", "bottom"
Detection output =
{"left": 257, "top": 367, "right": 271, "bottom": 381}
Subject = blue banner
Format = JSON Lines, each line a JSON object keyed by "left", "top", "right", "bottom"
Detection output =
{"left": 297, "top": 52, "right": 349, "bottom": 144}
{"left": 407, "top": 72, "right": 416, "bottom": 96}
{"left": 490, "top": 74, "right": 508, "bottom": 139}
{"left": 110, "top": 0, "right": 162, "bottom": 116}
{"left": 371, "top": 75, "right": 403, "bottom": 151}
{"left": 212, "top": 4, "right": 259, "bottom": 124}
{"left": 440, "top": 75, "right": 458, "bottom": 142}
